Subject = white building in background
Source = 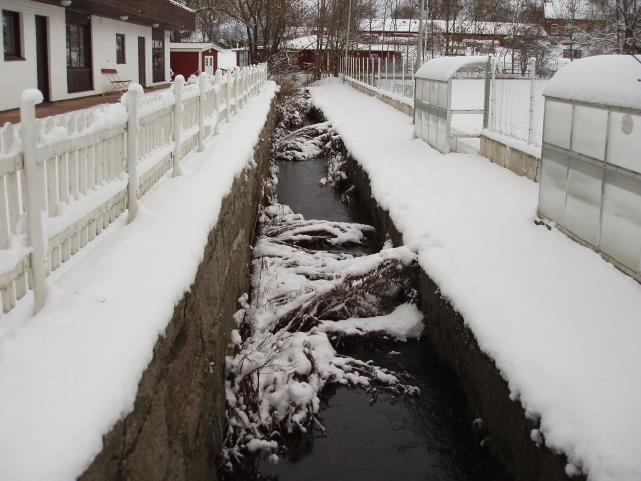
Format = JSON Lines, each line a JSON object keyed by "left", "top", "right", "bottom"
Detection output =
{"left": 0, "top": 0, "right": 196, "bottom": 112}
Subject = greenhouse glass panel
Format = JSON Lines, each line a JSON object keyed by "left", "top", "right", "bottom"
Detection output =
{"left": 544, "top": 100, "right": 572, "bottom": 149}
{"left": 438, "top": 82, "right": 448, "bottom": 109}
{"left": 539, "top": 148, "right": 569, "bottom": 224}
{"left": 437, "top": 115, "right": 449, "bottom": 153}
{"left": 423, "top": 80, "right": 431, "bottom": 104}
{"left": 415, "top": 107, "right": 422, "bottom": 138}
{"left": 428, "top": 112, "right": 438, "bottom": 146}
{"left": 430, "top": 82, "right": 439, "bottom": 108}
{"left": 600, "top": 171, "right": 641, "bottom": 272}
{"left": 571, "top": 105, "right": 608, "bottom": 160}
{"left": 606, "top": 112, "right": 641, "bottom": 174}
{"left": 422, "top": 110, "right": 430, "bottom": 143}
{"left": 565, "top": 159, "right": 604, "bottom": 247}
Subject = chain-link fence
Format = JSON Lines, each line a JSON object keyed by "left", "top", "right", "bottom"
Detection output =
{"left": 488, "top": 78, "right": 548, "bottom": 146}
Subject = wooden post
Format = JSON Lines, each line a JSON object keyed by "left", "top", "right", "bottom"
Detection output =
{"left": 214, "top": 70, "right": 223, "bottom": 134}
{"left": 126, "top": 83, "right": 142, "bottom": 223}
{"left": 225, "top": 71, "right": 231, "bottom": 123}
{"left": 21, "top": 89, "right": 48, "bottom": 314}
{"left": 173, "top": 75, "right": 184, "bottom": 177}
{"left": 198, "top": 72, "right": 206, "bottom": 152}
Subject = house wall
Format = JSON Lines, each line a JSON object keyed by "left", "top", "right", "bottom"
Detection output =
{"left": 170, "top": 51, "right": 200, "bottom": 79}
{"left": 0, "top": 0, "right": 172, "bottom": 111}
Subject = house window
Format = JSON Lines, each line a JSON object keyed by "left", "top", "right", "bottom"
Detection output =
{"left": 152, "top": 28, "right": 165, "bottom": 83}
{"left": 550, "top": 24, "right": 559, "bottom": 35}
{"left": 116, "top": 33, "right": 125, "bottom": 64}
{"left": 2, "top": 10, "right": 22, "bottom": 60}
{"left": 66, "top": 23, "right": 90, "bottom": 68}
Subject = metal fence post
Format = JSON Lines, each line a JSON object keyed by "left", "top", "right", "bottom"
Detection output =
{"left": 483, "top": 56, "right": 492, "bottom": 129}
{"left": 21, "top": 90, "right": 48, "bottom": 314}
{"left": 385, "top": 56, "right": 388, "bottom": 91}
{"left": 392, "top": 56, "right": 396, "bottom": 94}
{"left": 402, "top": 57, "right": 405, "bottom": 97}
{"left": 173, "top": 74, "right": 184, "bottom": 177}
{"left": 126, "top": 83, "right": 142, "bottom": 223}
{"left": 528, "top": 78, "right": 535, "bottom": 144}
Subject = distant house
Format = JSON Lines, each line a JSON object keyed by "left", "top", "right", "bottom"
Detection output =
{"left": 283, "top": 35, "right": 401, "bottom": 71}
{"left": 169, "top": 42, "right": 227, "bottom": 78}
{"left": 543, "top": 0, "right": 604, "bottom": 57}
{"left": 0, "top": 0, "right": 195, "bottom": 112}
{"left": 231, "top": 47, "right": 249, "bottom": 68}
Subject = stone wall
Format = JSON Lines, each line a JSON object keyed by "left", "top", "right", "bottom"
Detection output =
{"left": 346, "top": 155, "right": 584, "bottom": 481}
{"left": 79, "top": 99, "right": 276, "bottom": 481}
{"left": 480, "top": 133, "right": 541, "bottom": 182}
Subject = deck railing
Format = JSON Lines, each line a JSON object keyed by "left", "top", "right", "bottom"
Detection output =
{"left": 0, "top": 63, "right": 268, "bottom": 315}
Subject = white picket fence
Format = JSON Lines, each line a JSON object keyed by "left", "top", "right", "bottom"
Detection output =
{"left": 0, "top": 63, "right": 268, "bottom": 315}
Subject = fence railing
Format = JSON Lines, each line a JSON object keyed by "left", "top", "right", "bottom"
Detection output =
{"left": 0, "top": 63, "right": 268, "bottom": 315}
{"left": 487, "top": 77, "right": 548, "bottom": 148}
{"left": 339, "top": 55, "right": 415, "bottom": 101}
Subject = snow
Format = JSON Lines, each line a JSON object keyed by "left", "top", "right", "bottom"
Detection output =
{"left": 0, "top": 81, "right": 278, "bottom": 481}
{"left": 544, "top": 55, "right": 641, "bottom": 110}
{"left": 318, "top": 303, "right": 424, "bottom": 341}
{"left": 345, "top": 76, "right": 414, "bottom": 107}
{"left": 310, "top": 78, "right": 641, "bottom": 481}
{"left": 416, "top": 55, "right": 489, "bottom": 81}
{"left": 21, "top": 89, "right": 44, "bottom": 105}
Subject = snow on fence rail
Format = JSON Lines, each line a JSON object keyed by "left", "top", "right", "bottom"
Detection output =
{"left": 488, "top": 77, "right": 547, "bottom": 147}
{"left": 339, "top": 55, "right": 415, "bottom": 100}
{"left": 0, "top": 63, "right": 268, "bottom": 315}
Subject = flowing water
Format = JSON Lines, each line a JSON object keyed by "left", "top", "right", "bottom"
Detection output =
{"left": 252, "top": 156, "right": 506, "bottom": 481}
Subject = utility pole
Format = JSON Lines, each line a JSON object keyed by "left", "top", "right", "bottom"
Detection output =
{"left": 416, "top": 0, "right": 425, "bottom": 70}
{"left": 344, "top": 0, "right": 352, "bottom": 72}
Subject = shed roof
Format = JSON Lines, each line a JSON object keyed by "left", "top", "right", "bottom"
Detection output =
{"left": 169, "top": 42, "right": 226, "bottom": 52}
{"left": 544, "top": 55, "right": 641, "bottom": 110}
{"left": 415, "top": 55, "right": 489, "bottom": 81}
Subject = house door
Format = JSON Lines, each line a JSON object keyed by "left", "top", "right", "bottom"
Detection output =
{"left": 138, "top": 37, "right": 146, "bottom": 87}
{"left": 35, "top": 16, "right": 50, "bottom": 102}
{"left": 204, "top": 55, "right": 214, "bottom": 75}
{"left": 65, "top": 10, "right": 93, "bottom": 93}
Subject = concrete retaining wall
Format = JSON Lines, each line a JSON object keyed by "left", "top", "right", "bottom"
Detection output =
{"left": 480, "top": 133, "right": 541, "bottom": 182}
{"left": 346, "top": 155, "right": 583, "bottom": 481}
{"left": 343, "top": 77, "right": 414, "bottom": 117}
{"left": 79, "top": 99, "right": 276, "bottom": 481}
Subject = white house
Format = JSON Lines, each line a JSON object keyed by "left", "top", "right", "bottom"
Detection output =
{"left": 0, "top": 0, "right": 196, "bottom": 111}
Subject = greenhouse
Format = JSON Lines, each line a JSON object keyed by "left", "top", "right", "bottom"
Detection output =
{"left": 539, "top": 55, "right": 641, "bottom": 281}
{"left": 414, "top": 56, "right": 490, "bottom": 154}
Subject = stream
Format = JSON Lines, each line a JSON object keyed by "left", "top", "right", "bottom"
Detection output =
{"left": 252, "top": 154, "right": 505, "bottom": 481}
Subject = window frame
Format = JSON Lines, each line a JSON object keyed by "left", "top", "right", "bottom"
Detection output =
{"left": 3, "top": 10, "right": 23, "bottom": 61}
{"left": 550, "top": 23, "right": 559, "bottom": 35}
{"left": 116, "top": 33, "right": 125, "bottom": 64}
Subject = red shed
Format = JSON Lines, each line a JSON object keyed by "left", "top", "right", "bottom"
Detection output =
{"left": 169, "top": 42, "right": 225, "bottom": 79}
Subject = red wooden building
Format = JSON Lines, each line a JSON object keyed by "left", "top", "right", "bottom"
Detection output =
{"left": 169, "top": 42, "right": 226, "bottom": 78}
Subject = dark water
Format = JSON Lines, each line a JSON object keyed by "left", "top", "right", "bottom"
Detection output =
{"left": 257, "top": 157, "right": 506, "bottom": 481}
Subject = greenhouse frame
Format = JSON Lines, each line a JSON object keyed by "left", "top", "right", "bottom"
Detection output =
{"left": 414, "top": 56, "right": 490, "bottom": 154}
{"left": 538, "top": 55, "right": 641, "bottom": 281}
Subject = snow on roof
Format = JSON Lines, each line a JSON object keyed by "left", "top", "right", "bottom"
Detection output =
{"left": 416, "top": 55, "right": 489, "bottom": 81}
{"left": 359, "top": 18, "right": 538, "bottom": 36}
{"left": 168, "top": 0, "right": 195, "bottom": 13}
{"left": 169, "top": 42, "right": 226, "bottom": 52}
{"left": 543, "top": 0, "right": 596, "bottom": 20}
{"left": 283, "top": 35, "right": 401, "bottom": 53}
{"left": 544, "top": 55, "right": 641, "bottom": 110}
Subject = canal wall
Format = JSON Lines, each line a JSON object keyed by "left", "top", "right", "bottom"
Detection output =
{"left": 345, "top": 155, "right": 580, "bottom": 481}
{"left": 79, "top": 99, "right": 277, "bottom": 481}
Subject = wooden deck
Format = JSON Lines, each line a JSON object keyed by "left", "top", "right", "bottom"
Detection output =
{"left": 0, "top": 84, "right": 170, "bottom": 125}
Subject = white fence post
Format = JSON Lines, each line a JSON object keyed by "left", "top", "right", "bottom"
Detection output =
{"left": 21, "top": 90, "right": 48, "bottom": 314}
{"left": 198, "top": 73, "right": 206, "bottom": 152}
{"left": 214, "top": 70, "right": 223, "bottom": 134}
{"left": 225, "top": 72, "right": 231, "bottom": 123}
{"left": 173, "top": 74, "right": 184, "bottom": 177}
{"left": 126, "top": 83, "right": 142, "bottom": 223}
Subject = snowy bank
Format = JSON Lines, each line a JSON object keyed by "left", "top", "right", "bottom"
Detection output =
{"left": 310, "top": 78, "right": 641, "bottom": 481}
{"left": 0, "top": 82, "right": 278, "bottom": 481}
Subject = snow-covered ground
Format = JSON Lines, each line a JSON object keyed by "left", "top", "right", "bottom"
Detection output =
{"left": 0, "top": 82, "right": 278, "bottom": 481}
{"left": 310, "top": 78, "right": 641, "bottom": 481}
